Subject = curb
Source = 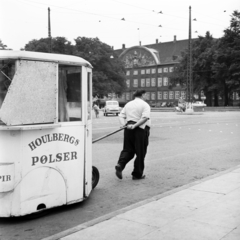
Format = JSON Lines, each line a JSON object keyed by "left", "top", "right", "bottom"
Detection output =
{"left": 151, "top": 107, "right": 240, "bottom": 112}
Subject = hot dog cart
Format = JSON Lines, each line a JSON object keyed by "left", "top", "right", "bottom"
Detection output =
{"left": 0, "top": 50, "right": 99, "bottom": 217}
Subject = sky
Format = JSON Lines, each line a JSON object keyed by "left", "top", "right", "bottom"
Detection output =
{"left": 0, "top": 0, "right": 239, "bottom": 51}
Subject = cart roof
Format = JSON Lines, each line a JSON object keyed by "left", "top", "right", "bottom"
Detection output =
{"left": 0, "top": 50, "right": 92, "bottom": 68}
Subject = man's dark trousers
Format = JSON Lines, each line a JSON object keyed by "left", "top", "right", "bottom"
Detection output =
{"left": 118, "top": 126, "right": 149, "bottom": 178}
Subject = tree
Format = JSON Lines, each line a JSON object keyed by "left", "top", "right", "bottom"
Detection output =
{"left": 212, "top": 10, "right": 240, "bottom": 106}
{"left": 0, "top": 39, "right": 8, "bottom": 50}
{"left": 192, "top": 32, "right": 217, "bottom": 106}
{"left": 73, "top": 37, "right": 126, "bottom": 97}
{"left": 171, "top": 11, "right": 240, "bottom": 106}
{"left": 24, "top": 38, "right": 50, "bottom": 52}
{"left": 171, "top": 32, "right": 217, "bottom": 105}
{"left": 24, "top": 37, "right": 73, "bottom": 54}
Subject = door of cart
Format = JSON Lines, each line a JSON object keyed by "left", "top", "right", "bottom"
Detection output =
{"left": 0, "top": 50, "right": 99, "bottom": 217}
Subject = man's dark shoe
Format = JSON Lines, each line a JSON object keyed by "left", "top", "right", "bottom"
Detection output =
{"left": 132, "top": 175, "right": 146, "bottom": 180}
{"left": 115, "top": 165, "right": 123, "bottom": 179}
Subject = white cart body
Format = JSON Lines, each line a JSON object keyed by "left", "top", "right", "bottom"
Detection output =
{"left": 0, "top": 51, "right": 93, "bottom": 217}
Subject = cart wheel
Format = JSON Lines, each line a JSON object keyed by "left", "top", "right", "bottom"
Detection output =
{"left": 92, "top": 166, "right": 100, "bottom": 189}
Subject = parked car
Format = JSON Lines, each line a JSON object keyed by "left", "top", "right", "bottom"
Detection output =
{"left": 103, "top": 100, "right": 121, "bottom": 116}
{"left": 161, "top": 102, "right": 167, "bottom": 107}
{"left": 192, "top": 101, "right": 206, "bottom": 107}
{"left": 167, "top": 102, "right": 174, "bottom": 107}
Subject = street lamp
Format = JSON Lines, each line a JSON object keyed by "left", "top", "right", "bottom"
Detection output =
{"left": 186, "top": 6, "right": 194, "bottom": 113}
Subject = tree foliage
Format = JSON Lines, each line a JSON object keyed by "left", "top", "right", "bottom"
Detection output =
{"left": 171, "top": 11, "right": 240, "bottom": 106}
{"left": 24, "top": 36, "right": 126, "bottom": 97}
{"left": 73, "top": 37, "right": 126, "bottom": 97}
{"left": 0, "top": 39, "right": 8, "bottom": 50}
{"left": 24, "top": 37, "right": 74, "bottom": 54}
{"left": 171, "top": 32, "right": 217, "bottom": 105}
{"left": 212, "top": 10, "right": 240, "bottom": 106}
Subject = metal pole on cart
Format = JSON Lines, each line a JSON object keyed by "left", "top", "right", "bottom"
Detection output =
{"left": 92, "top": 126, "right": 126, "bottom": 144}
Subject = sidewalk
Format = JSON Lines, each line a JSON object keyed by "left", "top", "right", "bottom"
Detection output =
{"left": 44, "top": 166, "right": 240, "bottom": 240}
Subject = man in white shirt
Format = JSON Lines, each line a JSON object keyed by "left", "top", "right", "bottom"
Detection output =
{"left": 115, "top": 89, "right": 151, "bottom": 180}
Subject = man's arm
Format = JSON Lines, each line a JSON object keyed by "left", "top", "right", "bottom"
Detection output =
{"left": 118, "top": 107, "right": 126, "bottom": 127}
{"left": 119, "top": 115, "right": 126, "bottom": 127}
{"left": 127, "top": 117, "right": 148, "bottom": 129}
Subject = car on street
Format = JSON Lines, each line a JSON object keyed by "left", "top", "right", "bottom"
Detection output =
{"left": 103, "top": 100, "right": 121, "bottom": 116}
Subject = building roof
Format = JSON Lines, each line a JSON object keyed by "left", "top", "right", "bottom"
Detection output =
{"left": 144, "top": 39, "right": 189, "bottom": 64}
{"left": 115, "top": 38, "right": 197, "bottom": 65}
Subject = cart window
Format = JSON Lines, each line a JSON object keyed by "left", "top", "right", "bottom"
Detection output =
{"left": 87, "top": 72, "right": 91, "bottom": 120}
{"left": 0, "top": 60, "right": 57, "bottom": 126}
{"left": 58, "top": 66, "right": 82, "bottom": 122}
{"left": 0, "top": 60, "right": 15, "bottom": 116}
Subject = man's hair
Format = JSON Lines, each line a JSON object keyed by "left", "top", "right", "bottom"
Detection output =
{"left": 133, "top": 89, "right": 146, "bottom": 97}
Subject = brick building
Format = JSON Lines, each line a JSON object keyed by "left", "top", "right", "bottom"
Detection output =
{"left": 114, "top": 36, "right": 190, "bottom": 107}
{"left": 114, "top": 36, "right": 240, "bottom": 107}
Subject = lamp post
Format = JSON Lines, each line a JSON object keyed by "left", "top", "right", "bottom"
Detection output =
{"left": 186, "top": 6, "right": 194, "bottom": 113}
{"left": 48, "top": 7, "right": 52, "bottom": 53}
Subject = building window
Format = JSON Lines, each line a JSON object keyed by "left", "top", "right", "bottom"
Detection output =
{"left": 169, "top": 67, "right": 174, "bottom": 72}
{"left": 163, "top": 67, "right": 168, "bottom": 73}
{"left": 151, "top": 92, "right": 156, "bottom": 100}
{"left": 126, "top": 93, "right": 130, "bottom": 100}
{"left": 133, "top": 79, "right": 138, "bottom": 87}
{"left": 158, "top": 91, "right": 162, "bottom": 100}
{"left": 133, "top": 70, "right": 138, "bottom": 75}
{"left": 151, "top": 78, "right": 156, "bottom": 87}
{"left": 169, "top": 91, "right": 174, "bottom": 99}
{"left": 126, "top": 70, "right": 130, "bottom": 76}
{"left": 175, "top": 91, "right": 180, "bottom": 99}
{"left": 146, "top": 69, "right": 150, "bottom": 74}
{"left": 157, "top": 78, "right": 162, "bottom": 87}
{"left": 121, "top": 93, "right": 125, "bottom": 100}
{"left": 141, "top": 79, "right": 145, "bottom": 87}
{"left": 126, "top": 79, "right": 130, "bottom": 88}
{"left": 151, "top": 68, "right": 156, "bottom": 74}
{"left": 236, "top": 92, "right": 240, "bottom": 100}
{"left": 145, "top": 92, "right": 150, "bottom": 100}
{"left": 163, "top": 91, "right": 168, "bottom": 99}
{"left": 158, "top": 68, "right": 162, "bottom": 73}
{"left": 141, "top": 69, "right": 145, "bottom": 74}
{"left": 163, "top": 77, "right": 168, "bottom": 86}
{"left": 181, "top": 91, "right": 186, "bottom": 99}
{"left": 146, "top": 78, "right": 150, "bottom": 87}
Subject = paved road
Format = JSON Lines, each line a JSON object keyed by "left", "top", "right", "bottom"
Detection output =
{"left": 0, "top": 112, "right": 240, "bottom": 240}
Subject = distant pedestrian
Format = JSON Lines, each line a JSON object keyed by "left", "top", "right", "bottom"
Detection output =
{"left": 115, "top": 89, "right": 151, "bottom": 180}
{"left": 178, "top": 96, "right": 186, "bottom": 112}
{"left": 93, "top": 102, "right": 100, "bottom": 118}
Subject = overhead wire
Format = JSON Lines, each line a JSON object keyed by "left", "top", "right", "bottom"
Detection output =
{"left": 11, "top": 0, "right": 231, "bottom": 29}
{"left": 2, "top": 0, "right": 234, "bottom": 48}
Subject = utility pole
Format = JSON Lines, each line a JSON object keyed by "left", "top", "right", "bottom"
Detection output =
{"left": 186, "top": 6, "right": 193, "bottom": 112}
{"left": 48, "top": 7, "right": 52, "bottom": 53}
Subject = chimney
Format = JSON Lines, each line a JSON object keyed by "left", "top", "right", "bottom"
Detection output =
{"left": 139, "top": 41, "right": 141, "bottom": 46}
{"left": 156, "top": 39, "right": 158, "bottom": 44}
{"left": 174, "top": 35, "right": 177, "bottom": 42}
{"left": 122, "top": 44, "right": 125, "bottom": 49}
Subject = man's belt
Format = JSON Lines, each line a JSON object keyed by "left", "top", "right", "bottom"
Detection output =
{"left": 127, "top": 121, "right": 137, "bottom": 125}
